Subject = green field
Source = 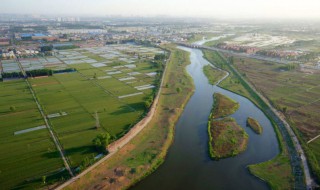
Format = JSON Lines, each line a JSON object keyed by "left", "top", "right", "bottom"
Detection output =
{"left": 65, "top": 44, "right": 195, "bottom": 189}
{"left": 0, "top": 44, "right": 165, "bottom": 189}
{"left": 0, "top": 80, "right": 64, "bottom": 189}
{"left": 202, "top": 50, "right": 260, "bottom": 106}
{"left": 203, "top": 65, "right": 226, "bottom": 85}
{"left": 230, "top": 56, "right": 320, "bottom": 182}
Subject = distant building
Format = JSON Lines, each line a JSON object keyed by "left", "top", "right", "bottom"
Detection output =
{"left": 0, "top": 38, "right": 10, "bottom": 46}
{"left": 20, "top": 33, "right": 56, "bottom": 41}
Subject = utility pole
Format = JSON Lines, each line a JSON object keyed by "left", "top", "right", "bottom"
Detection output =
{"left": 95, "top": 111, "right": 100, "bottom": 129}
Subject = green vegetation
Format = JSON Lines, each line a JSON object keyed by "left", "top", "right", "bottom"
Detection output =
{"left": 247, "top": 117, "right": 263, "bottom": 134}
{"left": 202, "top": 50, "right": 297, "bottom": 189}
{"left": 1, "top": 71, "right": 24, "bottom": 78}
{"left": 212, "top": 93, "right": 239, "bottom": 118}
{"left": 230, "top": 56, "right": 320, "bottom": 182}
{"left": 65, "top": 44, "right": 194, "bottom": 190}
{"left": 26, "top": 69, "right": 53, "bottom": 77}
{"left": 92, "top": 133, "right": 111, "bottom": 153}
{"left": 208, "top": 117, "right": 248, "bottom": 159}
{"left": 203, "top": 65, "right": 226, "bottom": 85}
{"left": 203, "top": 50, "right": 260, "bottom": 106}
{"left": 249, "top": 117, "right": 294, "bottom": 190}
{"left": 54, "top": 45, "right": 79, "bottom": 50}
{"left": 0, "top": 80, "right": 64, "bottom": 189}
{"left": 0, "top": 45, "right": 165, "bottom": 189}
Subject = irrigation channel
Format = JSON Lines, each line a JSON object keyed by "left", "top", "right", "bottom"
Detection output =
{"left": 131, "top": 38, "right": 280, "bottom": 190}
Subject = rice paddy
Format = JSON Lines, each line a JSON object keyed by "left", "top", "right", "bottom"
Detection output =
{"left": 0, "top": 44, "right": 165, "bottom": 189}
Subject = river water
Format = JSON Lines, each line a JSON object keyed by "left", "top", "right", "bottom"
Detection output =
{"left": 131, "top": 43, "right": 279, "bottom": 190}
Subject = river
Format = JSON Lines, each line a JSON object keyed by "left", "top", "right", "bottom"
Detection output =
{"left": 131, "top": 40, "right": 279, "bottom": 190}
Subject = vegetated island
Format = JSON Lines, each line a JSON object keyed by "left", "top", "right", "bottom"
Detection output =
{"left": 203, "top": 65, "right": 226, "bottom": 85}
{"left": 208, "top": 117, "right": 249, "bottom": 159}
{"left": 247, "top": 117, "right": 263, "bottom": 134}
{"left": 212, "top": 93, "right": 240, "bottom": 118}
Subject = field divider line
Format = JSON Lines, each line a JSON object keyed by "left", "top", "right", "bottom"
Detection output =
{"left": 76, "top": 70, "right": 137, "bottom": 112}
{"left": 24, "top": 79, "right": 74, "bottom": 177}
{"left": 55, "top": 49, "right": 170, "bottom": 190}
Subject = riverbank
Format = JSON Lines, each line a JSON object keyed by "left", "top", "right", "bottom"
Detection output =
{"left": 202, "top": 49, "right": 296, "bottom": 189}
{"left": 62, "top": 44, "right": 194, "bottom": 190}
{"left": 203, "top": 65, "right": 227, "bottom": 86}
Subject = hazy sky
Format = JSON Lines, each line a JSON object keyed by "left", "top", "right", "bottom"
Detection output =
{"left": 1, "top": 0, "right": 320, "bottom": 19}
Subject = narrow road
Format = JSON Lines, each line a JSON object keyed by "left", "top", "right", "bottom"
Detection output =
{"left": 16, "top": 58, "right": 74, "bottom": 177}
{"left": 24, "top": 79, "right": 74, "bottom": 177}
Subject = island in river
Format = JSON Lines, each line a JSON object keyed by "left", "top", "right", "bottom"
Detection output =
{"left": 208, "top": 117, "right": 249, "bottom": 159}
{"left": 211, "top": 93, "right": 239, "bottom": 118}
{"left": 247, "top": 117, "right": 263, "bottom": 134}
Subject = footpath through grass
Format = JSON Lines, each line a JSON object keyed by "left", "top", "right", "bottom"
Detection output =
{"left": 203, "top": 65, "right": 226, "bottom": 85}
{"left": 64, "top": 44, "right": 194, "bottom": 190}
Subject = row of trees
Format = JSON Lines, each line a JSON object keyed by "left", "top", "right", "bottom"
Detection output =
{"left": 1, "top": 71, "right": 24, "bottom": 78}
{"left": 26, "top": 69, "right": 53, "bottom": 77}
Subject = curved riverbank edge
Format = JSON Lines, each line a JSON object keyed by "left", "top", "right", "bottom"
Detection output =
{"left": 201, "top": 49, "right": 303, "bottom": 189}
{"left": 57, "top": 45, "right": 195, "bottom": 190}
{"left": 125, "top": 46, "right": 195, "bottom": 189}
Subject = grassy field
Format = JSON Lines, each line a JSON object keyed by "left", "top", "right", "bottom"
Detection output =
{"left": 208, "top": 117, "right": 248, "bottom": 159}
{"left": 202, "top": 49, "right": 295, "bottom": 189}
{"left": 0, "top": 44, "right": 166, "bottom": 189}
{"left": 0, "top": 79, "right": 65, "bottom": 189}
{"left": 247, "top": 117, "right": 263, "bottom": 134}
{"left": 203, "top": 65, "right": 226, "bottom": 85}
{"left": 202, "top": 50, "right": 260, "bottom": 106}
{"left": 29, "top": 51, "right": 162, "bottom": 169}
{"left": 230, "top": 56, "right": 320, "bottom": 182}
{"left": 248, "top": 119, "right": 294, "bottom": 190}
{"left": 64, "top": 44, "right": 194, "bottom": 190}
{"left": 211, "top": 93, "right": 240, "bottom": 118}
